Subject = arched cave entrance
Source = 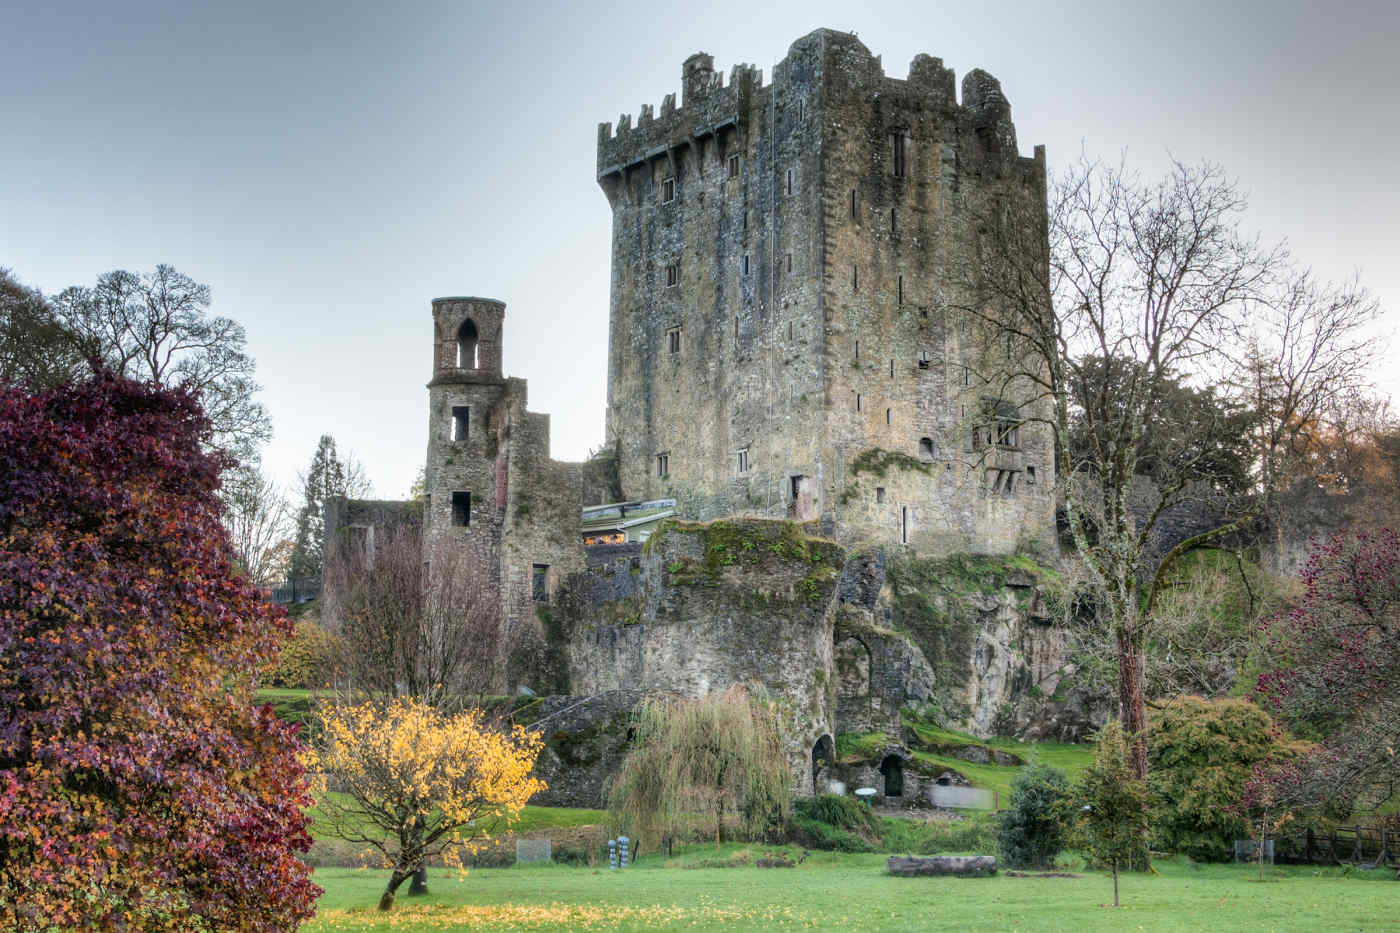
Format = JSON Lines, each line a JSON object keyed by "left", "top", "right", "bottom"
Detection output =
{"left": 811, "top": 734, "right": 835, "bottom": 795}
{"left": 457, "top": 318, "right": 479, "bottom": 369}
{"left": 879, "top": 754, "right": 904, "bottom": 798}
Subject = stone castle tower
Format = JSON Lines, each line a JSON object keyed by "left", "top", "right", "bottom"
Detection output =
{"left": 598, "top": 29, "right": 1055, "bottom": 554}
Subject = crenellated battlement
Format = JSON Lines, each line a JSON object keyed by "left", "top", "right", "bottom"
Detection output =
{"left": 596, "top": 60, "right": 765, "bottom": 180}
{"left": 597, "top": 28, "right": 1026, "bottom": 185}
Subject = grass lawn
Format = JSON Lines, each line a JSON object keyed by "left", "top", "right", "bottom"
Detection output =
{"left": 305, "top": 847, "right": 1393, "bottom": 932}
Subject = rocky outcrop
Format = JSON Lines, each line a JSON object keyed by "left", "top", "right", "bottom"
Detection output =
{"left": 883, "top": 552, "right": 1108, "bottom": 741}
{"left": 555, "top": 519, "right": 844, "bottom": 792}
{"left": 523, "top": 690, "right": 643, "bottom": 808}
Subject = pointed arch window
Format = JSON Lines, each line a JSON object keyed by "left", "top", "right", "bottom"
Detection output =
{"left": 457, "top": 319, "right": 479, "bottom": 369}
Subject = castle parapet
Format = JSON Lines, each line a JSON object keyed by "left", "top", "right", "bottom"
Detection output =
{"left": 596, "top": 59, "right": 764, "bottom": 182}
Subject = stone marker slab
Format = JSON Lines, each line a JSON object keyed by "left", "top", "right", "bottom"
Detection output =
{"left": 886, "top": 855, "right": 996, "bottom": 877}
{"left": 516, "top": 839, "right": 552, "bottom": 864}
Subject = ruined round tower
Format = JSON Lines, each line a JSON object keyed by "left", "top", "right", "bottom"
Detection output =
{"left": 423, "top": 297, "right": 509, "bottom": 593}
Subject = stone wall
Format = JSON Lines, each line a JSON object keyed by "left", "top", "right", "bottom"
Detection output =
{"left": 522, "top": 690, "right": 644, "bottom": 809}
{"left": 554, "top": 519, "right": 844, "bottom": 792}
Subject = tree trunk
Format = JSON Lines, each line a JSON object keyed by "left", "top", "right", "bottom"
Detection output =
{"left": 1112, "top": 859, "right": 1119, "bottom": 907}
{"left": 378, "top": 866, "right": 412, "bottom": 912}
{"left": 409, "top": 866, "right": 428, "bottom": 896}
{"left": 1115, "top": 624, "right": 1148, "bottom": 780}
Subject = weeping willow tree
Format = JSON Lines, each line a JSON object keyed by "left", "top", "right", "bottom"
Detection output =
{"left": 606, "top": 686, "right": 791, "bottom": 855}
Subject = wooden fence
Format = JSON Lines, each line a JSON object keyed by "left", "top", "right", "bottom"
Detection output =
{"left": 264, "top": 576, "right": 321, "bottom": 605}
{"left": 1273, "top": 825, "right": 1400, "bottom": 869}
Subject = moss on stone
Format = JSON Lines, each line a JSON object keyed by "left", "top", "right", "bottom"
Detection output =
{"left": 886, "top": 552, "right": 1057, "bottom": 724}
{"left": 849, "top": 447, "right": 933, "bottom": 480}
{"left": 658, "top": 518, "right": 844, "bottom": 605}
{"left": 835, "top": 731, "right": 890, "bottom": 764}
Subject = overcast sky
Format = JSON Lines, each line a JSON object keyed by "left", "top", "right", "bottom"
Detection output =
{"left": 3, "top": 0, "right": 1397, "bottom": 499}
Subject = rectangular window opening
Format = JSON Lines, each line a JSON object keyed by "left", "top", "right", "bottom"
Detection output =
{"left": 893, "top": 131, "right": 909, "bottom": 178}
{"left": 737, "top": 448, "right": 750, "bottom": 473}
{"left": 891, "top": 208, "right": 897, "bottom": 233}
{"left": 667, "top": 327, "right": 681, "bottom": 354}
{"left": 876, "top": 487, "right": 886, "bottom": 504}
{"left": 742, "top": 210, "right": 748, "bottom": 231}
{"left": 901, "top": 506, "right": 909, "bottom": 544}
{"left": 849, "top": 189, "right": 857, "bottom": 219}
{"left": 1027, "top": 465, "right": 1037, "bottom": 485}
{"left": 666, "top": 262, "right": 680, "bottom": 287}
{"left": 656, "top": 452, "right": 670, "bottom": 478}
{"left": 451, "top": 491, "right": 471, "bottom": 527}
{"left": 898, "top": 275, "right": 904, "bottom": 306}
{"left": 532, "top": 564, "right": 550, "bottom": 602}
{"left": 856, "top": 393, "right": 862, "bottom": 412}
{"left": 661, "top": 177, "right": 675, "bottom": 203}
{"left": 742, "top": 254, "right": 751, "bottom": 276}
{"left": 885, "top": 408, "right": 891, "bottom": 425}
{"left": 727, "top": 154, "right": 740, "bottom": 178}
{"left": 785, "top": 253, "right": 792, "bottom": 273}
{"left": 451, "top": 406, "right": 469, "bottom": 442}
{"left": 918, "top": 351, "right": 931, "bottom": 370}
{"left": 852, "top": 265, "right": 858, "bottom": 292}
{"left": 786, "top": 168, "right": 794, "bottom": 196}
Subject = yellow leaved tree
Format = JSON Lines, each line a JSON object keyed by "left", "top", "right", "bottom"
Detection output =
{"left": 313, "top": 699, "right": 545, "bottom": 911}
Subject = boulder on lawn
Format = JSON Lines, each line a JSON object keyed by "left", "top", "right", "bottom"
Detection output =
{"left": 886, "top": 855, "right": 996, "bottom": 877}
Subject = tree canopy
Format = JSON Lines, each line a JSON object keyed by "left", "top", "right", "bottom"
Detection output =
{"left": 52, "top": 264, "right": 272, "bottom": 462}
{"left": 0, "top": 375, "right": 317, "bottom": 929}
{"left": 1257, "top": 528, "right": 1400, "bottom": 816}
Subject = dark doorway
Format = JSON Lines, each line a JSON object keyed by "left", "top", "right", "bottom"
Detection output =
{"left": 879, "top": 755, "right": 904, "bottom": 797}
{"left": 811, "top": 735, "right": 835, "bottom": 794}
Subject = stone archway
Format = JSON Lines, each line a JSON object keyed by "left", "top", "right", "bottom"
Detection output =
{"left": 879, "top": 754, "right": 904, "bottom": 797}
{"left": 811, "top": 734, "right": 835, "bottom": 795}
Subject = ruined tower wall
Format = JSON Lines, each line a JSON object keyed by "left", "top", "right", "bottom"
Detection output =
{"left": 423, "top": 298, "right": 599, "bottom": 680}
{"left": 598, "top": 51, "right": 828, "bottom": 525}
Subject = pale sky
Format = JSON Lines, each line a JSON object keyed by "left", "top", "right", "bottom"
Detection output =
{"left": 3, "top": 0, "right": 1397, "bottom": 499}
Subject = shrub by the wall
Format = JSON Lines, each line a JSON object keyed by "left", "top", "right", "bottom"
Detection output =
{"left": 998, "top": 761, "right": 1070, "bottom": 869}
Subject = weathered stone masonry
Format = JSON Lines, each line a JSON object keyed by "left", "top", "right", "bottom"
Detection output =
{"left": 598, "top": 28, "right": 1056, "bottom": 556}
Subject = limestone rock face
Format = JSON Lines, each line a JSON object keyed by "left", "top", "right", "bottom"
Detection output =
{"left": 525, "top": 691, "right": 644, "bottom": 808}
{"left": 556, "top": 519, "right": 844, "bottom": 792}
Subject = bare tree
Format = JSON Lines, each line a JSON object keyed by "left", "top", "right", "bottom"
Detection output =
{"left": 52, "top": 264, "right": 271, "bottom": 461}
{"left": 326, "top": 521, "right": 505, "bottom": 710}
{"left": 962, "top": 154, "right": 1284, "bottom": 778}
{"left": 221, "top": 463, "right": 293, "bottom": 585}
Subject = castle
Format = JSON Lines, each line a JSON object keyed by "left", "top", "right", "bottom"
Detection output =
{"left": 338, "top": 31, "right": 1079, "bottom": 800}
{"left": 423, "top": 29, "right": 1056, "bottom": 637}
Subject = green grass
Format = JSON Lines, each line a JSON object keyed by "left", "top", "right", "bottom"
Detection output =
{"left": 306, "top": 850, "right": 1395, "bottom": 931}
{"left": 901, "top": 718, "right": 1095, "bottom": 804}
{"left": 309, "top": 796, "right": 603, "bottom": 842}
{"left": 254, "top": 687, "right": 316, "bottom": 700}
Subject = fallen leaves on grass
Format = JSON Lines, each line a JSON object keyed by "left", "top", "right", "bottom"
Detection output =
{"left": 309, "top": 902, "right": 813, "bottom": 929}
